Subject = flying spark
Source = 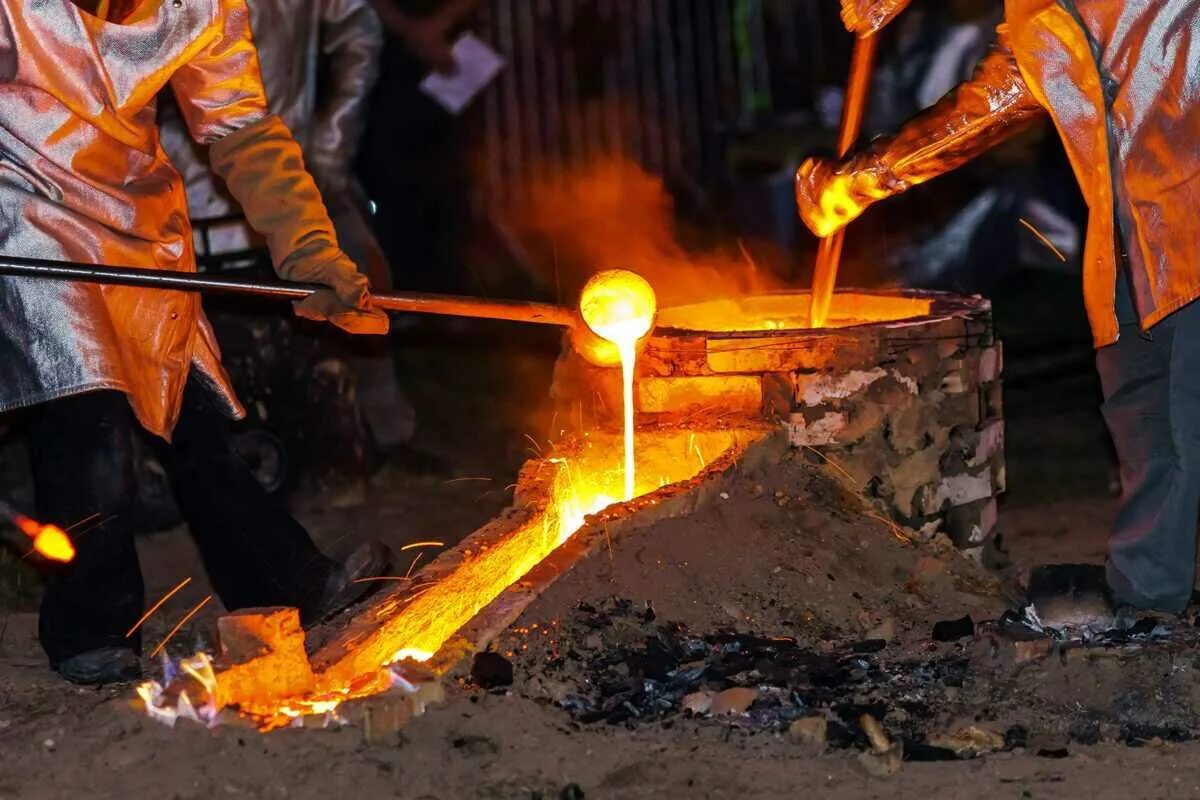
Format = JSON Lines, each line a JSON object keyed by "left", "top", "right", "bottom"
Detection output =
{"left": 126, "top": 577, "right": 193, "bottom": 638}
{"left": 150, "top": 595, "right": 212, "bottom": 658}
{"left": 1019, "top": 218, "right": 1068, "bottom": 263}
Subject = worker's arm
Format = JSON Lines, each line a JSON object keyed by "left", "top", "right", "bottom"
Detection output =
{"left": 840, "top": 0, "right": 912, "bottom": 36}
{"left": 367, "top": 0, "right": 478, "bottom": 73}
{"left": 796, "top": 26, "right": 1047, "bottom": 238}
{"left": 168, "top": 0, "right": 387, "bottom": 335}
{"left": 310, "top": 0, "right": 385, "bottom": 194}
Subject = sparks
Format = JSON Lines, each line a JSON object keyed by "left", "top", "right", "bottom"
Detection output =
{"left": 1019, "top": 217, "right": 1068, "bottom": 263}
{"left": 126, "top": 577, "right": 193, "bottom": 637}
{"left": 399, "top": 540, "right": 445, "bottom": 551}
{"left": 149, "top": 595, "right": 212, "bottom": 658}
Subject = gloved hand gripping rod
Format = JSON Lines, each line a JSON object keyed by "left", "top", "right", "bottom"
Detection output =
{"left": 0, "top": 255, "right": 578, "bottom": 327}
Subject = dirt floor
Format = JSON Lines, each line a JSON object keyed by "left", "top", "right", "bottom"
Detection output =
{"left": 8, "top": 271, "right": 1200, "bottom": 799}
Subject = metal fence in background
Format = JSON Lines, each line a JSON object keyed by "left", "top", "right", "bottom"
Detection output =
{"left": 472, "top": 0, "right": 837, "bottom": 209}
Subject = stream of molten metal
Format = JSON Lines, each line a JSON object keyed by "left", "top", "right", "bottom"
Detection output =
{"left": 618, "top": 339, "right": 637, "bottom": 500}
{"left": 578, "top": 270, "right": 658, "bottom": 500}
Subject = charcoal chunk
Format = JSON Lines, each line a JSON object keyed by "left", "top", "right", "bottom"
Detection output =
{"left": 932, "top": 616, "right": 975, "bottom": 642}
{"left": 470, "top": 652, "right": 514, "bottom": 689}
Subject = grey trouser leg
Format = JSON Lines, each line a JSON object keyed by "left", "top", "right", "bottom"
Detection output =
{"left": 1097, "top": 276, "right": 1200, "bottom": 613}
{"left": 353, "top": 353, "right": 415, "bottom": 450}
{"left": 329, "top": 188, "right": 417, "bottom": 451}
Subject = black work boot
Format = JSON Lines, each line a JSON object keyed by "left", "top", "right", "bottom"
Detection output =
{"left": 305, "top": 541, "right": 392, "bottom": 625}
{"left": 56, "top": 647, "right": 143, "bottom": 685}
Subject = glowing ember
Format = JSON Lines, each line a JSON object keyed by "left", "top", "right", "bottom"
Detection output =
{"left": 12, "top": 514, "right": 75, "bottom": 563}
{"left": 579, "top": 269, "right": 658, "bottom": 500}
{"left": 309, "top": 428, "right": 746, "bottom": 691}
{"left": 135, "top": 427, "right": 752, "bottom": 731}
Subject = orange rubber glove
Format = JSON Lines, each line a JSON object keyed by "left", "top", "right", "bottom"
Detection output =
{"left": 795, "top": 148, "right": 901, "bottom": 238}
{"left": 797, "top": 32, "right": 1047, "bottom": 239}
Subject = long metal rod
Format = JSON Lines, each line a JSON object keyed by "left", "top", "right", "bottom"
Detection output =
{"left": 0, "top": 255, "right": 578, "bottom": 327}
{"left": 808, "top": 32, "right": 879, "bottom": 329}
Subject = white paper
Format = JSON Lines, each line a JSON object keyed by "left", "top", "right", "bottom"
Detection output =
{"left": 420, "top": 33, "right": 505, "bottom": 115}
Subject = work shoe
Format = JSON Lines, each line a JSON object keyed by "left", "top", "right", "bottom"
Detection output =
{"left": 56, "top": 647, "right": 143, "bottom": 685}
{"left": 307, "top": 540, "right": 392, "bottom": 624}
{"left": 1024, "top": 563, "right": 1115, "bottom": 637}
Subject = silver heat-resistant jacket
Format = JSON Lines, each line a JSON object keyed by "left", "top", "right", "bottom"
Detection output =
{"left": 801, "top": 0, "right": 1200, "bottom": 347}
{"left": 0, "top": 0, "right": 270, "bottom": 437}
{"left": 159, "top": 0, "right": 383, "bottom": 255}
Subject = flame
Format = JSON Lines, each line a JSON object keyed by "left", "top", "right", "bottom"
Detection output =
{"left": 13, "top": 514, "right": 75, "bottom": 562}
{"left": 389, "top": 648, "right": 435, "bottom": 664}
{"left": 579, "top": 269, "right": 658, "bottom": 501}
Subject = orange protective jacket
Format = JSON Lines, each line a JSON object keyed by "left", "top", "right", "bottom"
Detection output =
{"left": 0, "top": 0, "right": 348, "bottom": 437}
{"left": 826, "top": 1, "right": 1200, "bottom": 347}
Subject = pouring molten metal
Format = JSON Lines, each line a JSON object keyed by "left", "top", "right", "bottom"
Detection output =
{"left": 137, "top": 269, "right": 688, "bottom": 730}
{"left": 578, "top": 269, "right": 658, "bottom": 500}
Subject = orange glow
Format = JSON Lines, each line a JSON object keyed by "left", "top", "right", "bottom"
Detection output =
{"left": 32, "top": 526, "right": 75, "bottom": 563}
{"left": 13, "top": 514, "right": 75, "bottom": 563}
{"left": 138, "top": 426, "right": 755, "bottom": 730}
{"left": 656, "top": 292, "right": 932, "bottom": 333}
{"left": 312, "top": 428, "right": 746, "bottom": 693}
{"left": 579, "top": 269, "right": 658, "bottom": 501}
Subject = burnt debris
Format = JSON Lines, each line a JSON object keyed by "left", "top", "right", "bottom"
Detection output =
{"left": 501, "top": 596, "right": 1200, "bottom": 762}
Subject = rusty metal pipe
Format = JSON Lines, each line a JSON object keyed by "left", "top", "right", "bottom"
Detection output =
{"left": 0, "top": 255, "right": 578, "bottom": 328}
{"left": 808, "top": 32, "right": 879, "bottom": 329}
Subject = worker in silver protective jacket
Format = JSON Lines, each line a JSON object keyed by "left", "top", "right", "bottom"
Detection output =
{"left": 0, "top": 0, "right": 389, "bottom": 684}
{"left": 159, "top": 0, "right": 417, "bottom": 451}
{"left": 802, "top": 0, "right": 1200, "bottom": 617}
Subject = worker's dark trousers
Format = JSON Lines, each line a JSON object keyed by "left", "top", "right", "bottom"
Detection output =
{"left": 28, "top": 377, "right": 337, "bottom": 665}
{"left": 1097, "top": 275, "right": 1200, "bottom": 613}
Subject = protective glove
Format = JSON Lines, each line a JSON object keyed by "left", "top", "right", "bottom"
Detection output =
{"left": 795, "top": 148, "right": 903, "bottom": 238}
{"left": 288, "top": 251, "right": 390, "bottom": 335}
{"left": 797, "top": 32, "right": 1047, "bottom": 239}
{"left": 209, "top": 115, "right": 389, "bottom": 335}
{"left": 840, "top": 0, "right": 912, "bottom": 36}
